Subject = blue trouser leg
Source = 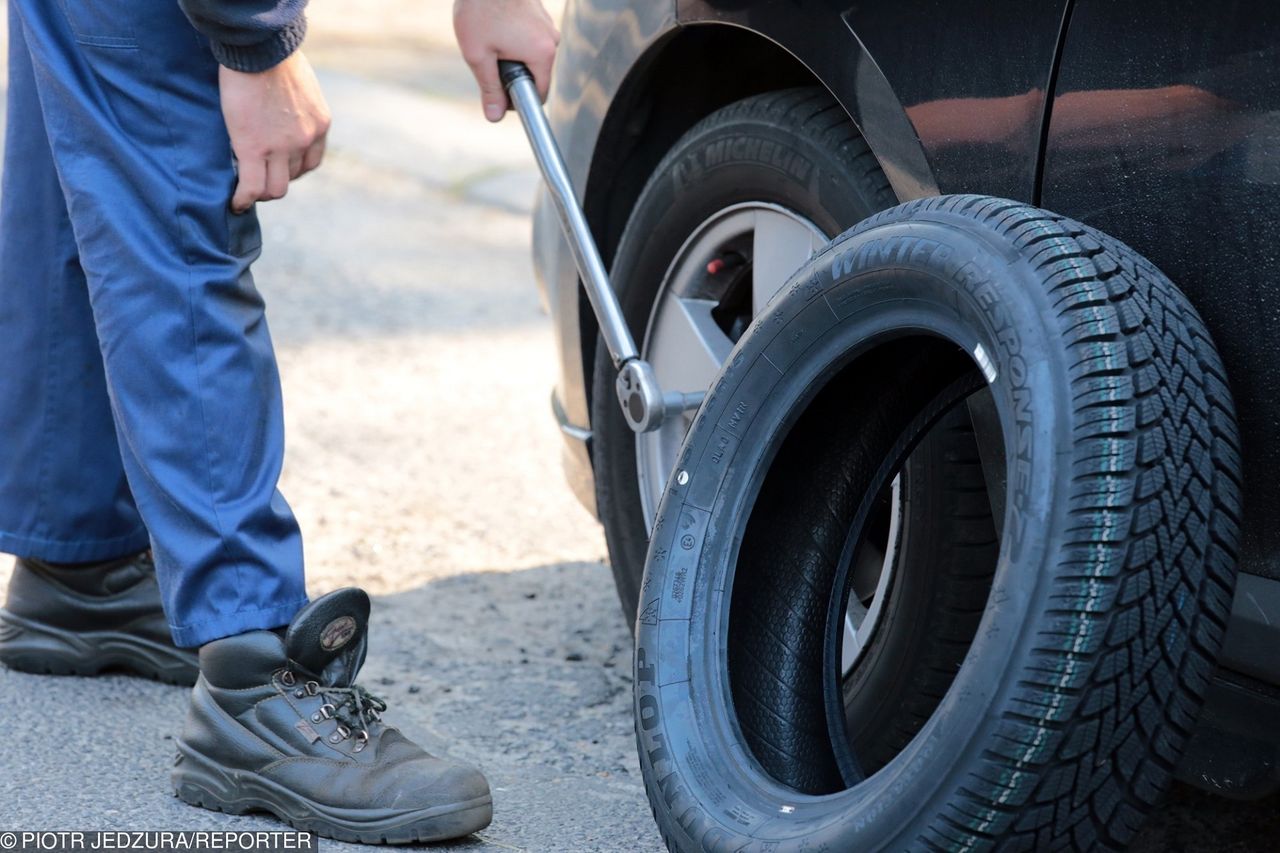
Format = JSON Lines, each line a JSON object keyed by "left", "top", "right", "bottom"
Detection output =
{"left": 2, "top": 0, "right": 308, "bottom": 647}
{"left": 0, "top": 2, "right": 149, "bottom": 564}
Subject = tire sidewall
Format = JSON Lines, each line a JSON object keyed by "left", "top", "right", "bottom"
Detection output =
{"left": 635, "top": 216, "right": 1076, "bottom": 850}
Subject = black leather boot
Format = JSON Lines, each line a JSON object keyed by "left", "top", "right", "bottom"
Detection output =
{"left": 0, "top": 552, "right": 198, "bottom": 685}
{"left": 173, "top": 587, "right": 492, "bottom": 844}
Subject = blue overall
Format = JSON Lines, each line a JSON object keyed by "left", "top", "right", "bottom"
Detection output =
{"left": 0, "top": 0, "right": 308, "bottom": 646}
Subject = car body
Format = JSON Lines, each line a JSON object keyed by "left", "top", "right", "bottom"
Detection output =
{"left": 531, "top": 0, "right": 1280, "bottom": 797}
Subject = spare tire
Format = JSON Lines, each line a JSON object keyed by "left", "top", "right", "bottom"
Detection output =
{"left": 635, "top": 195, "right": 1241, "bottom": 850}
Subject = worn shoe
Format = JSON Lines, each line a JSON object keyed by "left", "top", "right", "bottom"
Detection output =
{"left": 173, "top": 587, "right": 492, "bottom": 843}
{"left": 0, "top": 552, "right": 197, "bottom": 685}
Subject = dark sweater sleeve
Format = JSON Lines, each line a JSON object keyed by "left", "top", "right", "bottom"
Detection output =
{"left": 178, "top": 0, "right": 309, "bottom": 73}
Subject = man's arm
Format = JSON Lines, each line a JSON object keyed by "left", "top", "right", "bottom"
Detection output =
{"left": 178, "top": 0, "right": 308, "bottom": 73}
{"left": 180, "top": 0, "right": 331, "bottom": 213}
{"left": 454, "top": 0, "right": 560, "bottom": 122}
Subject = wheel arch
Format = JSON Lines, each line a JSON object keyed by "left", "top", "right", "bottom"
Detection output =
{"left": 576, "top": 24, "right": 871, "bottom": 415}
{"left": 575, "top": 21, "right": 941, "bottom": 424}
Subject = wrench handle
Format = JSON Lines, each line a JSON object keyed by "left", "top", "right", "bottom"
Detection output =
{"left": 498, "top": 59, "right": 533, "bottom": 88}
{"left": 498, "top": 60, "right": 641, "bottom": 369}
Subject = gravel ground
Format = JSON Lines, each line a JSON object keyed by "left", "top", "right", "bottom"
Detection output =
{"left": 2, "top": 2, "right": 1279, "bottom": 850}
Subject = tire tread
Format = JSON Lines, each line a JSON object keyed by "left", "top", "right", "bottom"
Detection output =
{"left": 849, "top": 196, "right": 1241, "bottom": 852}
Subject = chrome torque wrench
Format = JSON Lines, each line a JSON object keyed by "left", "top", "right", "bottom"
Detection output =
{"left": 500, "top": 60, "right": 702, "bottom": 434}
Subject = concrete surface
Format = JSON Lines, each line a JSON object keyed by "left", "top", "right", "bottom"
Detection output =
{"left": 1, "top": 1, "right": 1279, "bottom": 850}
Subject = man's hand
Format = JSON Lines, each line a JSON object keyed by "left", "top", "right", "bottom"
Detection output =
{"left": 220, "top": 51, "right": 331, "bottom": 213}
{"left": 454, "top": 0, "right": 560, "bottom": 122}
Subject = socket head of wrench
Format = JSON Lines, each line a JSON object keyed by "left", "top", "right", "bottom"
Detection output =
{"left": 615, "top": 360, "right": 667, "bottom": 433}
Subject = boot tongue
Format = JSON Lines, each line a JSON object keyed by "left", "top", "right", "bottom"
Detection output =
{"left": 284, "top": 588, "right": 371, "bottom": 686}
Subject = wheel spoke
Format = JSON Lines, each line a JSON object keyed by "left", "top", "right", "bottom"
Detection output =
{"left": 637, "top": 203, "right": 827, "bottom": 522}
{"left": 841, "top": 612, "right": 862, "bottom": 674}
{"left": 752, "top": 208, "right": 826, "bottom": 315}
{"left": 646, "top": 297, "right": 732, "bottom": 395}
{"left": 851, "top": 543, "right": 886, "bottom": 603}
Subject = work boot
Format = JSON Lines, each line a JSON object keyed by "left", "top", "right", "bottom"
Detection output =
{"left": 0, "top": 552, "right": 198, "bottom": 685}
{"left": 173, "top": 587, "right": 492, "bottom": 843}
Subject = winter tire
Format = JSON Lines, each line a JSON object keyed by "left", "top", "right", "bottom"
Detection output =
{"left": 635, "top": 195, "right": 1241, "bottom": 851}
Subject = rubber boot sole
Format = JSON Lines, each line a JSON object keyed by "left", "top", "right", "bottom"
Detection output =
{"left": 0, "top": 608, "right": 198, "bottom": 686}
{"left": 172, "top": 743, "right": 494, "bottom": 844}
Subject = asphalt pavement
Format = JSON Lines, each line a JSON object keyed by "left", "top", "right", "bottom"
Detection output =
{"left": 1, "top": 2, "right": 1278, "bottom": 850}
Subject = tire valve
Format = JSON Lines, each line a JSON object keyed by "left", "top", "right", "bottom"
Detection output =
{"left": 706, "top": 251, "right": 746, "bottom": 276}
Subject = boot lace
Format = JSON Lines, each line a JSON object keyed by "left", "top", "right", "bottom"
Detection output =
{"left": 327, "top": 683, "right": 388, "bottom": 735}
{"left": 287, "top": 672, "right": 388, "bottom": 751}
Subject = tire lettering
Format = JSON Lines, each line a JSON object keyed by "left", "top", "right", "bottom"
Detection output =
{"left": 710, "top": 432, "right": 732, "bottom": 465}
{"left": 637, "top": 645, "right": 656, "bottom": 685}
{"left": 704, "top": 139, "right": 726, "bottom": 168}
{"left": 830, "top": 235, "right": 928, "bottom": 281}
{"left": 954, "top": 258, "right": 1034, "bottom": 557}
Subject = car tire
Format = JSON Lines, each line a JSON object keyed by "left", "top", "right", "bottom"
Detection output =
{"left": 636, "top": 195, "right": 1241, "bottom": 850}
{"left": 590, "top": 87, "right": 897, "bottom": 625}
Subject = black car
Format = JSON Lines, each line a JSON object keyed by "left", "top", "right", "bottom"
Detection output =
{"left": 529, "top": 2, "right": 1279, "bottom": 848}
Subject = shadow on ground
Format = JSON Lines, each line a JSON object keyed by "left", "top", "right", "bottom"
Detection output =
{"left": 2, "top": 557, "right": 1276, "bottom": 852}
{"left": 0, "top": 562, "right": 659, "bottom": 853}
